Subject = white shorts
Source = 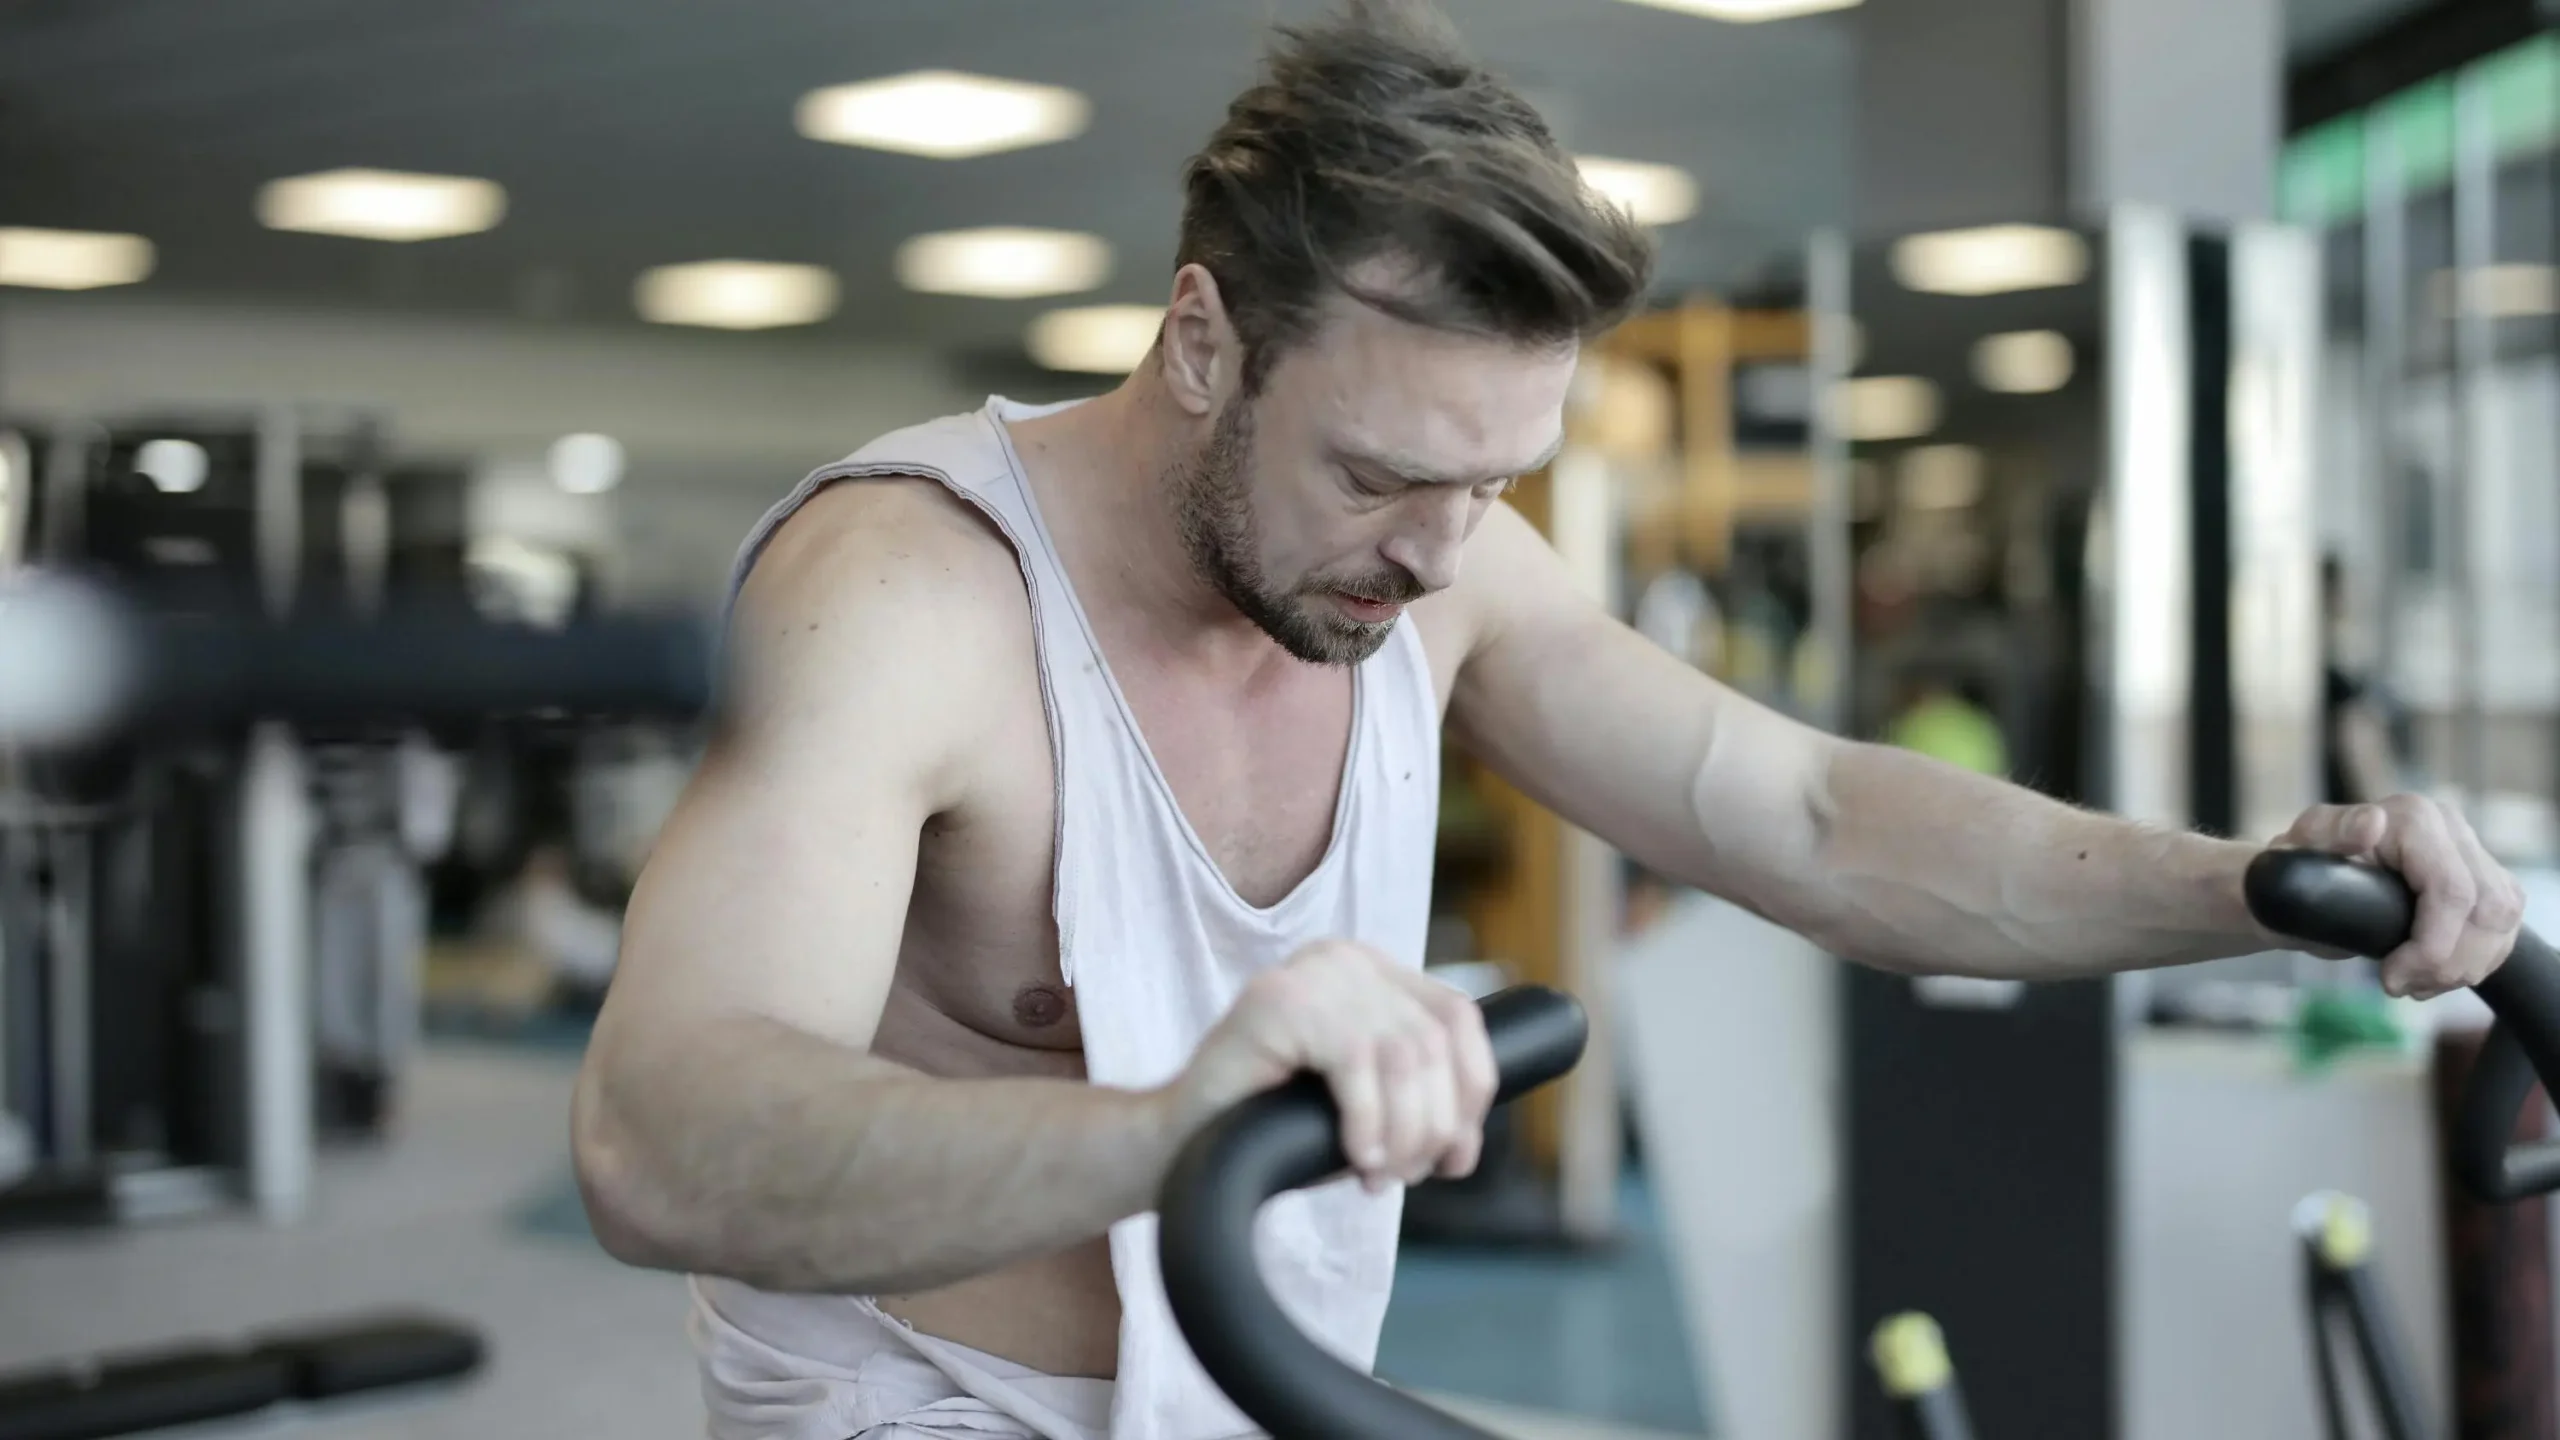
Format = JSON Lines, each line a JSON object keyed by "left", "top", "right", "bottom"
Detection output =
{"left": 691, "top": 1278, "right": 1113, "bottom": 1440}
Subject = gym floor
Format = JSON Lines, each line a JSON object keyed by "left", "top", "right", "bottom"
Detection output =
{"left": 0, "top": 1037, "right": 1706, "bottom": 1440}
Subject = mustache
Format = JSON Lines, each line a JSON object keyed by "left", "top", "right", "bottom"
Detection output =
{"left": 1324, "top": 571, "right": 1425, "bottom": 606}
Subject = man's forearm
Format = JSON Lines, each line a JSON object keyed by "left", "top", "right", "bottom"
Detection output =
{"left": 575, "top": 1016, "right": 1181, "bottom": 1295}
{"left": 1719, "top": 737, "right": 2270, "bottom": 980}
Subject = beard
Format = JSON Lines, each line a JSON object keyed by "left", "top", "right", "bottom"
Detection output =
{"left": 1170, "top": 400, "right": 1419, "bottom": 667}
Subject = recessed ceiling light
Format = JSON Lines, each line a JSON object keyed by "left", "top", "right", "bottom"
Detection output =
{"left": 1891, "top": 224, "right": 2089, "bottom": 296}
{"left": 135, "top": 438, "right": 211, "bottom": 495}
{"left": 1027, "top": 305, "right": 1165, "bottom": 373}
{"left": 257, "top": 168, "right": 507, "bottom": 242}
{"left": 634, "top": 261, "right": 840, "bottom": 330}
{"left": 1577, "top": 157, "right": 1699, "bottom": 226}
{"left": 797, "top": 70, "right": 1090, "bottom": 159}
{"left": 1972, "top": 329, "right": 2075, "bottom": 393}
{"left": 1837, "top": 376, "right": 1940, "bottom": 442}
{"left": 0, "top": 227, "right": 155, "bottom": 290}
{"left": 895, "top": 227, "right": 1110, "bottom": 299}
{"left": 549, "top": 433, "right": 625, "bottom": 495}
{"left": 1610, "top": 0, "right": 1861, "bottom": 21}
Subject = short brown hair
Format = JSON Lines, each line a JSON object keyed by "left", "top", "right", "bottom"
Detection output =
{"left": 1176, "top": 0, "right": 1656, "bottom": 392}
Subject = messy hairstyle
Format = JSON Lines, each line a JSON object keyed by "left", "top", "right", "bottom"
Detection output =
{"left": 1176, "top": 0, "right": 1657, "bottom": 392}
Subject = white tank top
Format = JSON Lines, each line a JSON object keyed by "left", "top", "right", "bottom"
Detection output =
{"left": 695, "top": 395, "right": 1443, "bottom": 1440}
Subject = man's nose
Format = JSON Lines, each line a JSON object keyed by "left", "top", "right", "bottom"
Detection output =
{"left": 1380, "top": 490, "right": 1473, "bottom": 595}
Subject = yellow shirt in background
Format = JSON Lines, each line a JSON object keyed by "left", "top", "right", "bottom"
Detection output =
{"left": 1885, "top": 692, "right": 2010, "bottom": 777}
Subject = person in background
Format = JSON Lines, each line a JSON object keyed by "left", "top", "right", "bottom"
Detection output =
{"left": 2323, "top": 555, "right": 2406, "bottom": 805}
{"left": 1884, "top": 667, "right": 2009, "bottom": 778}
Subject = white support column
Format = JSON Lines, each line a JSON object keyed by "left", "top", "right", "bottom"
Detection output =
{"left": 2100, "top": 207, "right": 2196, "bottom": 832}
{"left": 2227, "top": 222, "right": 2327, "bottom": 843}
{"left": 1546, "top": 446, "right": 1623, "bottom": 1243}
{"left": 241, "top": 723, "right": 313, "bottom": 1225}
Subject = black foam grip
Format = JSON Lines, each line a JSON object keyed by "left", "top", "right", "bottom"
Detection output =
{"left": 1156, "top": 985, "right": 1587, "bottom": 1440}
{"left": 2243, "top": 849, "right": 2417, "bottom": 959}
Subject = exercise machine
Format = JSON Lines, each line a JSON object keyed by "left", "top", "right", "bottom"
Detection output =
{"left": 1859, "top": 1193, "right": 2430, "bottom": 1440}
{"left": 1849, "top": 848, "right": 2560, "bottom": 1440}
{"left": 1158, "top": 846, "right": 2560, "bottom": 1440}
{"left": 1156, "top": 985, "right": 1587, "bottom": 1439}
{"left": 0, "top": 566, "right": 714, "bottom": 1439}
{"left": 0, "top": 411, "right": 381, "bottom": 1228}
{"left": 0, "top": 410, "right": 700, "bottom": 1229}
{"left": 1868, "top": 1313, "right": 1979, "bottom": 1440}
{"left": 2294, "top": 1190, "right": 2430, "bottom": 1440}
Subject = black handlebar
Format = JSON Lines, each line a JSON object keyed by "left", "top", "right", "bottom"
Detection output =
{"left": 1155, "top": 985, "right": 1589, "bottom": 1440}
{"left": 2245, "top": 850, "right": 2560, "bottom": 1201}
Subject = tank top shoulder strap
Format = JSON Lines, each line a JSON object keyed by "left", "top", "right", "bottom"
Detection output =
{"left": 724, "top": 399, "right": 1067, "bottom": 609}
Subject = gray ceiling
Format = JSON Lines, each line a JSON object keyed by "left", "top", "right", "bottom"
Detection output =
{"left": 0, "top": 0, "right": 2438, "bottom": 366}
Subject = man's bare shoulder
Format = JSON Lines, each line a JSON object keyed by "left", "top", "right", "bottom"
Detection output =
{"left": 1412, "top": 500, "right": 1578, "bottom": 691}
{"left": 743, "top": 477, "right": 1024, "bottom": 620}
{"left": 725, "top": 477, "right": 1035, "bottom": 755}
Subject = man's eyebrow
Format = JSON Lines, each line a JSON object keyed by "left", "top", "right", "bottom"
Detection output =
{"left": 1338, "top": 432, "right": 1566, "bottom": 487}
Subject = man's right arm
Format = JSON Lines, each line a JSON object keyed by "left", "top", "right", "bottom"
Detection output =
{"left": 569, "top": 482, "right": 1189, "bottom": 1296}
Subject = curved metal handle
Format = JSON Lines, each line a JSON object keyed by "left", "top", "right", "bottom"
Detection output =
{"left": 1155, "top": 984, "right": 1589, "bottom": 1440}
{"left": 2244, "top": 850, "right": 2560, "bottom": 1201}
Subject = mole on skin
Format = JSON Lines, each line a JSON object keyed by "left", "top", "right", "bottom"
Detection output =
{"left": 1012, "top": 984, "right": 1069, "bottom": 1029}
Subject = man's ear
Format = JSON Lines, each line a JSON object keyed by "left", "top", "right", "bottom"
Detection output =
{"left": 1160, "top": 264, "right": 1239, "bottom": 418}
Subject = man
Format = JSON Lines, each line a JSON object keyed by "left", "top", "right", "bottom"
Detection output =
{"left": 570, "top": 6, "right": 2525, "bottom": 1438}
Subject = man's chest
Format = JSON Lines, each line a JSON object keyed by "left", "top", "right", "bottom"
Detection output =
{"left": 1117, "top": 667, "right": 1355, "bottom": 909}
{"left": 895, "top": 634, "right": 1394, "bottom": 1055}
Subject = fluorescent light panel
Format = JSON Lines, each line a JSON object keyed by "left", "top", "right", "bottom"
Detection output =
{"left": 1577, "top": 156, "right": 1699, "bottom": 226}
{"left": 136, "top": 439, "right": 210, "bottom": 495}
{"left": 1610, "top": 0, "right": 1861, "bottom": 20}
{"left": 258, "top": 168, "right": 506, "bottom": 242}
{"left": 549, "top": 433, "right": 625, "bottom": 495}
{"left": 635, "top": 261, "right": 839, "bottom": 330}
{"left": 1027, "top": 305, "right": 1165, "bottom": 373}
{"left": 896, "top": 227, "right": 1109, "bottom": 299}
{"left": 797, "top": 70, "right": 1090, "bottom": 159}
{"left": 1839, "top": 375, "right": 1940, "bottom": 442}
{"left": 0, "top": 227, "right": 155, "bottom": 290}
{"left": 1891, "top": 224, "right": 2089, "bottom": 296}
{"left": 1973, "top": 329, "right": 2075, "bottom": 393}
{"left": 2429, "top": 263, "right": 2558, "bottom": 319}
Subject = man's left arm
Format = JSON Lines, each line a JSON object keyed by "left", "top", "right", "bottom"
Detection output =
{"left": 1445, "top": 505, "right": 2521, "bottom": 999}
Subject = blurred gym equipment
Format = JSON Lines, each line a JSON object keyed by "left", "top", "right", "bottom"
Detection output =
{"left": 0, "top": 411, "right": 710, "bottom": 1440}
{"left": 2254, "top": 851, "right": 2560, "bottom": 1438}
{"left": 0, "top": 412, "right": 713, "bottom": 1236}
{"left": 1850, "top": 852, "right": 2560, "bottom": 1440}
{"left": 1866, "top": 1313, "right": 1979, "bottom": 1440}
{"left": 0, "top": 1310, "right": 486, "bottom": 1440}
{"left": 1791, "top": 212, "right": 2341, "bottom": 1440}
{"left": 2295, "top": 1191, "right": 2430, "bottom": 1440}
